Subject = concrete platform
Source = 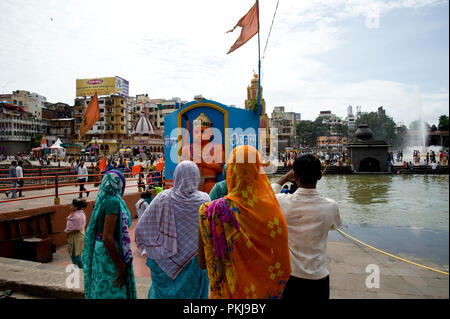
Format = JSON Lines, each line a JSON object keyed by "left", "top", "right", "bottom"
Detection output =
{"left": 0, "top": 230, "right": 448, "bottom": 299}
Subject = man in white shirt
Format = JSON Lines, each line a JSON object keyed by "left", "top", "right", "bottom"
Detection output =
{"left": 77, "top": 161, "right": 89, "bottom": 198}
{"left": 272, "top": 154, "right": 341, "bottom": 299}
{"left": 16, "top": 160, "right": 24, "bottom": 197}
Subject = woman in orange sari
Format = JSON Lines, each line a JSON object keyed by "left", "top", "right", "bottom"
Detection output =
{"left": 198, "top": 145, "right": 291, "bottom": 299}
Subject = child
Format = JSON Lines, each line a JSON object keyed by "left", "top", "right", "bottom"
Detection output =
{"left": 135, "top": 191, "right": 154, "bottom": 220}
{"left": 65, "top": 198, "right": 87, "bottom": 268}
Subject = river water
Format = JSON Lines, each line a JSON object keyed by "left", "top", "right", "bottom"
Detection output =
{"left": 268, "top": 174, "right": 449, "bottom": 265}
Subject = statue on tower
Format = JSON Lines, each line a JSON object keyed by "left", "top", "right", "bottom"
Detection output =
{"left": 181, "top": 112, "right": 225, "bottom": 193}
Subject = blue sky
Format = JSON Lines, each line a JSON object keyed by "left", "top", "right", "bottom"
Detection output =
{"left": 0, "top": 0, "right": 448, "bottom": 127}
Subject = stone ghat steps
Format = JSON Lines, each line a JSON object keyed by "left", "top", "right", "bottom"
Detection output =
{"left": 270, "top": 166, "right": 353, "bottom": 175}
{"left": 0, "top": 257, "right": 151, "bottom": 299}
{"left": 392, "top": 167, "right": 449, "bottom": 174}
{"left": 322, "top": 166, "right": 353, "bottom": 174}
{"left": 271, "top": 166, "right": 449, "bottom": 175}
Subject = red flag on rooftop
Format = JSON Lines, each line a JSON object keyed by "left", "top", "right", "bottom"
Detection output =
{"left": 79, "top": 92, "right": 100, "bottom": 138}
{"left": 226, "top": 1, "right": 259, "bottom": 54}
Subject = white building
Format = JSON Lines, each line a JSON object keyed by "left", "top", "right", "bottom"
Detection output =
{"left": 346, "top": 105, "right": 356, "bottom": 130}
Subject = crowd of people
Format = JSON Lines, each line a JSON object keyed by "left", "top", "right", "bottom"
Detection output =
{"left": 400, "top": 149, "right": 449, "bottom": 170}
{"left": 280, "top": 150, "right": 350, "bottom": 168}
{"left": 60, "top": 145, "right": 341, "bottom": 300}
{"left": 2, "top": 152, "right": 164, "bottom": 200}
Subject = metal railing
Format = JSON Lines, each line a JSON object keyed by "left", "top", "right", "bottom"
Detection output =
{"left": 0, "top": 170, "right": 164, "bottom": 205}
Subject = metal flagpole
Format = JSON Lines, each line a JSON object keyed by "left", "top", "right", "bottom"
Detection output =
{"left": 256, "top": 0, "right": 262, "bottom": 116}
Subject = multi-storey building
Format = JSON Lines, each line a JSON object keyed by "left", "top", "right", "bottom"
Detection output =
{"left": 0, "top": 101, "right": 48, "bottom": 154}
{"left": 316, "top": 135, "right": 348, "bottom": 152}
{"left": 0, "top": 90, "right": 46, "bottom": 120}
{"left": 318, "top": 110, "right": 345, "bottom": 135}
{"left": 346, "top": 105, "right": 356, "bottom": 132}
{"left": 74, "top": 95, "right": 136, "bottom": 154}
{"left": 269, "top": 106, "right": 297, "bottom": 150}
{"left": 46, "top": 118, "right": 76, "bottom": 145}
{"left": 43, "top": 102, "right": 73, "bottom": 119}
{"left": 147, "top": 97, "right": 184, "bottom": 129}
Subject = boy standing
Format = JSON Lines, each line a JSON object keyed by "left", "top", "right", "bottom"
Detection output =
{"left": 272, "top": 154, "right": 341, "bottom": 299}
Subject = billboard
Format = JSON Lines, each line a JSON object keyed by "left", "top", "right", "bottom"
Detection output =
{"left": 115, "top": 77, "right": 129, "bottom": 97}
{"left": 76, "top": 76, "right": 129, "bottom": 97}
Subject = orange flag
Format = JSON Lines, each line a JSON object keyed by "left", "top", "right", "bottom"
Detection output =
{"left": 226, "top": 1, "right": 259, "bottom": 54}
{"left": 79, "top": 92, "right": 100, "bottom": 138}
{"left": 155, "top": 157, "right": 164, "bottom": 172}
{"left": 132, "top": 165, "right": 142, "bottom": 175}
{"left": 99, "top": 157, "right": 107, "bottom": 172}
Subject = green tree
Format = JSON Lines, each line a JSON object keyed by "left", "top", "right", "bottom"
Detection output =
{"left": 31, "top": 133, "right": 43, "bottom": 148}
{"left": 355, "top": 112, "right": 398, "bottom": 146}
{"left": 438, "top": 115, "right": 449, "bottom": 131}
{"left": 296, "top": 117, "right": 329, "bottom": 147}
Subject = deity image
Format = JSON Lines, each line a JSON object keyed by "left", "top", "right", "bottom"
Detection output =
{"left": 181, "top": 112, "right": 225, "bottom": 193}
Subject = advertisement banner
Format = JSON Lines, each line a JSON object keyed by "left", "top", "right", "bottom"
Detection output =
{"left": 115, "top": 76, "right": 129, "bottom": 97}
{"left": 76, "top": 77, "right": 116, "bottom": 97}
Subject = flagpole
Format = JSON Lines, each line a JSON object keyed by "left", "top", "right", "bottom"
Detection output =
{"left": 256, "top": 0, "right": 262, "bottom": 116}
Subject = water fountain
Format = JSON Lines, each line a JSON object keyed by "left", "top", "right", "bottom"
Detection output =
{"left": 400, "top": 87, "right": 443, "bottom": 164}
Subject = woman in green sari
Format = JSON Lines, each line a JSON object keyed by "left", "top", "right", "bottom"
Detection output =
{"left": 83, "top": 169, "right": 137, "bottom": 299}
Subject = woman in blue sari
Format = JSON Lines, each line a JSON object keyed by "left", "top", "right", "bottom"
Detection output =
{"left": 135, "top": 160, "right": 210, "bottom": 299}
{"left": 83, "top": 169, "right": 137, "bottom": 299}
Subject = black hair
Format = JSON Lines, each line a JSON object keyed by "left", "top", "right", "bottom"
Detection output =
{"left": 140, "top": 191, "right": 153, "bottom": 199}
{"left": 293, "top": 154, "right": 322, "bottom": 185}
{"left": 72, "top": 198, "right": 87, "bottom": 209}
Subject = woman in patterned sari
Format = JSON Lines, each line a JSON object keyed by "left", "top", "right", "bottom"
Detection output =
{"left": 135, "top": 160, "right": 210, "bottom": 299}
{"left": 198, "top": 145, "right": 291, "bottom": 299}
{"left": 83, "top": 169, "right": 136, "bottom": 299}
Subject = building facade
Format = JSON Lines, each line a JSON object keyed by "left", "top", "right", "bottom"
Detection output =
{"left": 316, "top": 135, "right": 348, "bottom": 152}
{"left": 269, "top": 106, "right": 297, "bottom": 151}
{"left": 147, "top": 97, "right": 184, "bottom": 129}
{"left": 46, "top": 118, "right": 76, "bottom": 146}
{"left": 0, "top": 101, "right": 48, "bottom": 155}
{"left": 1, "top": 90, "right": 46, "bottom": 120}
{"left": 74, "top": 95, "right": 136, "bottom": 153}
{"left": 346, "top": 105, "right": 356, "bottom": 132}
{"left": 43, "top": 102, "right": 73, "bottom": 119}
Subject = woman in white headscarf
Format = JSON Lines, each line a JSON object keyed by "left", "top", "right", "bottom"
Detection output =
{"left": 135, "top": 160, "right": 210, "bottom": 299}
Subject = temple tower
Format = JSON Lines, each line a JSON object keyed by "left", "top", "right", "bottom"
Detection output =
{"left": 244, "top": 74, "right": 270, "bottom": 155}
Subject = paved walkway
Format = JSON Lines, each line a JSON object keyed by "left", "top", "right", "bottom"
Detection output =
{"left": 0, "top": 224, "right": 448, "bottom": 299}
